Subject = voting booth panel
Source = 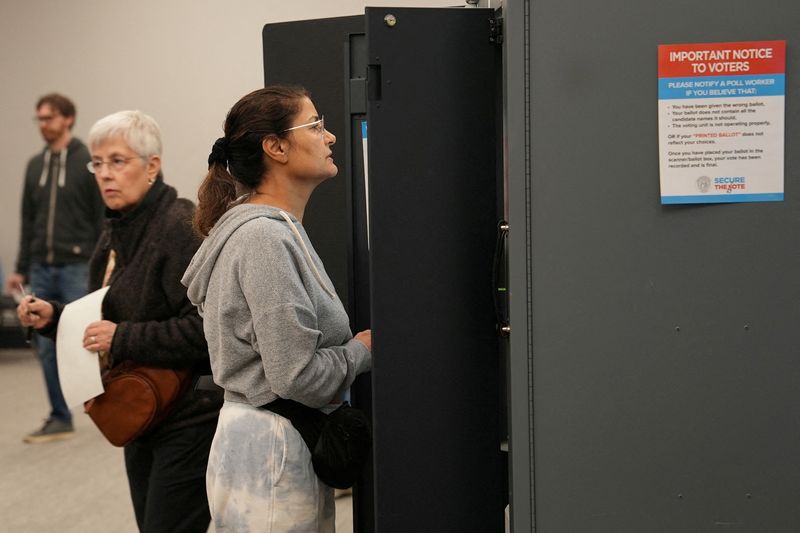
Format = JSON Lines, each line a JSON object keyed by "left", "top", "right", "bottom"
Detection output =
{"left": 506, "top": 0, "right": 800, "bottom": 531}
{"left": 265, "top": 7, "right": 506, "bottom": 532}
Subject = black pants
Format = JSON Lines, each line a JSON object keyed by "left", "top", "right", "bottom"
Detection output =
{"left": 124, "top": 419, "right": 217, "bottom": 533}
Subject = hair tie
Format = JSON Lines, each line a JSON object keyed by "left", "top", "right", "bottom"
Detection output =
{"left": 208, "top": 137, "right": 228, "bottom": 168}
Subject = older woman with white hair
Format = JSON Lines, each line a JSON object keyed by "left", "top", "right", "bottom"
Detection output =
{"left": 17, "top": 110, "right": 222, "bottom": 532}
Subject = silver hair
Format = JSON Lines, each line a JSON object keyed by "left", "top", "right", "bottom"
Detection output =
{"left": 88, "top": 110, "right": 162, "bottom": 157}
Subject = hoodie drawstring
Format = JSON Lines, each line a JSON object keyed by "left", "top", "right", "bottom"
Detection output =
{"left": 278, "top": 210, "right": 336, "bottom": 299}
{"left": 38, "top": 151, "right": 50, "bottom": 187}
{"left": 58, "top": 149, "right": 67, "bottom": 186}
{"left": 38, "top": 147, "right": 68, "bottom": 188}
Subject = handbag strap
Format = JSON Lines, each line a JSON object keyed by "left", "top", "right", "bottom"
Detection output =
{"left": 102, "top": 249, "right": 117, "bottom": 288}
{"left": 97, "top": 249, "right": 117, "bottom": 369}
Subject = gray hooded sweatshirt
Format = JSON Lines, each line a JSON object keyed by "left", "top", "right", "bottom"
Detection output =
{"left": 182, "top": 203, "right": 371, "bottom": 409}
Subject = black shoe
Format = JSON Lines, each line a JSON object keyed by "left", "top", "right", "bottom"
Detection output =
{"left": 23, "top": 419, "right": 75, "bottom": 444}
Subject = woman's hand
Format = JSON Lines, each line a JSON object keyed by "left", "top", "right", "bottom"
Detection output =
{"left": 354, "top": 329, "right": 372, "bottom": 352}
{"left": 83, "top": 320, "right": 118, "bottom": 353}
{"left": 16, "top": 297, "right": 53, "bottom": 329}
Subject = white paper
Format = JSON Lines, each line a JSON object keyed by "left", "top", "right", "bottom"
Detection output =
{"left": 56, "top": 286, "right": 109, "bottom": 408}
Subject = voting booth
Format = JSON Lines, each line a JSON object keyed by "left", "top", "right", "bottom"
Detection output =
{"left": 265, "top": 0, "right": 800, "bottom": 531}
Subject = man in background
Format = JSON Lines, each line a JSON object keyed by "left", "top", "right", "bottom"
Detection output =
{"left": 6, "top": 93, "right": 104, "bottom": 443}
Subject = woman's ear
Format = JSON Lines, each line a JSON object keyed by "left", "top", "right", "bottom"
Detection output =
{"left": 262, "top": 136, "right": 289, "bottom": 165}
{"left": 145, "top": 155, "right": 161, "bottom": 180}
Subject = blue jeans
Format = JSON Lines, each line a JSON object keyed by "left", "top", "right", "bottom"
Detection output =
{"left": 29, "top": 262, "right": 90, "bottom": 423}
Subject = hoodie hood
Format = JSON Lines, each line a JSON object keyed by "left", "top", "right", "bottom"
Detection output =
{"left": 182, "top": 203, "right": 289, "bottom": 309}
{"left": 182, "top": 202, "right": 335, "bottom": 311}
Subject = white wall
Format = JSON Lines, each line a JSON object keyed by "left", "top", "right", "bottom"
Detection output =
{"left": 0, "top": 0, "right": 465, "bottom": 279}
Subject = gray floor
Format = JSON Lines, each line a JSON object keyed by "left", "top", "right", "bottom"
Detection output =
{"left": 0, "top": 347, "right": 353, "bottom": 532}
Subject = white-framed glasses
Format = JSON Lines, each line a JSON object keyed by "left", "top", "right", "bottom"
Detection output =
{"left": 281, "top": 116, "right": 325, "bottom": 135}
{"left": 87, "top": 156, "right": 143, "bottom": 173}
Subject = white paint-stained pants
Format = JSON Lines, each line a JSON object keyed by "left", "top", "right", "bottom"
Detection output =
{"left": 207, "top": 401, "right": 335, "bottom": 532}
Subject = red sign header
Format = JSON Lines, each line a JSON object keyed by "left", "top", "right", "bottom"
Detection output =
{"left": 658, "top": 40, "right": 785, "bottom": 78}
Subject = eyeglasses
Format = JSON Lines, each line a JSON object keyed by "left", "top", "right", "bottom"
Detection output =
{"left": 87, "top": 156, "right": 143, "bottom": 173}
{"left": 281, "top": 116, "right": 325, "bottom": 135}
{"left": 33, "top": 114, "right": 61, "bottom": 124}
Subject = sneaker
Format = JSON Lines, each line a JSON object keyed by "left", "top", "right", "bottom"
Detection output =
{"left": 23, "top": 419, "right": 75, "bottom": 444}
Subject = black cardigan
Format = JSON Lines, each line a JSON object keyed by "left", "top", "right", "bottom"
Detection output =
{"left": 47, "top": 178, "right": 221, "bottom": 431}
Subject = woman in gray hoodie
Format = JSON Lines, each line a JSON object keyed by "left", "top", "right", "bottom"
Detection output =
{"left": 182, "top": 86, "right": 372, "bottom": 532}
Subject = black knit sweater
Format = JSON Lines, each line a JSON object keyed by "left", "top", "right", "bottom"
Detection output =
{"left": 47, "top": 178, "right": 221, "bottom": 432}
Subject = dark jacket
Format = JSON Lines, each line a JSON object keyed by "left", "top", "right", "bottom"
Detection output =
{"left": 16, "top": 137, "right": 105, "bottom": 277}
{"left": 46, "top": 178, "right": 222, "bottom": 431}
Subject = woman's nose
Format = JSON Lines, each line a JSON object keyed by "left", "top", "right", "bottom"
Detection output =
{"left": 94, "top": 165, "right": 112, "bottom": 180}
{"left": 326, "top": 130, "right": 336, "bottom": 145}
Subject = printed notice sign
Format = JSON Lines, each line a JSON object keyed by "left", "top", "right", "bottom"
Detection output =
{"left": 658, "top": 40, "right": 785, "bottom": 204}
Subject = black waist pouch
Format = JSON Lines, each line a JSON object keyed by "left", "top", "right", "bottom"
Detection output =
{"left": 260, "top": 399, "right": 372, "bottom": 489}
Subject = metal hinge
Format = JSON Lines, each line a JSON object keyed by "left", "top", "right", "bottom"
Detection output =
{"left": 489, "top": 17, "right": 503, "bottom": 45}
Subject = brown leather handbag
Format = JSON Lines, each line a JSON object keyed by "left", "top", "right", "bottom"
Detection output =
{"left": 84, "top": 361, "right": 191, "bottom": 446}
